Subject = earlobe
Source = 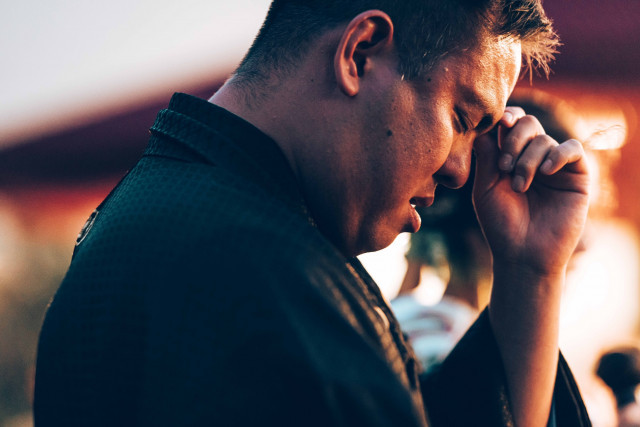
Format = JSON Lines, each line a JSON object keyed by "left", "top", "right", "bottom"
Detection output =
{"left": 334, "top": 10, "right": 394, "bottom": 97}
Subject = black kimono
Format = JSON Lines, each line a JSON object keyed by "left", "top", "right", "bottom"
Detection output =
{"left": 34, "top": 93, "right": 590, "bottom": 426}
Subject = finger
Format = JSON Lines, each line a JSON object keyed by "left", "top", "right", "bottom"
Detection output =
{"left": 539, "top": 139, "right": 588, "bottom": 175}
{"left": 494, "top": 107, "right": 526, "bottom": 157}
{"left": 511, "top": 135, "right": 558, "bottom": 192}
{"left": 473, "top": 133, "right": 500, "bottom": 194}
{"left": 499, "top": 106, "right": 526, "bottom": 128}
{"left": 498, "top": 115, "right": 545, "bottom": 173}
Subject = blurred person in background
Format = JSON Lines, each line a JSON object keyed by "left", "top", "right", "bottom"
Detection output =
{"left": 34, "top": 1, "right": 592, "bottom": 426}
{"left": 596, "top": 347, "right": 640, "bottom": 427}
{"left": 392, "top": 165, "right": 492, "bottom": 372}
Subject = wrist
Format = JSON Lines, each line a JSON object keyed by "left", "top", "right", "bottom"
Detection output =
{"left": 490, "top": 258, "right": 566, "bottom": 315}
{"left": 492, "top": 256, "right": 568, "bottom": 285}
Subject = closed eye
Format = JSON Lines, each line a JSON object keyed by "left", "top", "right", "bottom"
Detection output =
{"left": 476, "top": 115, "right": 497, "bottom": 135}
{"left": 455, "top": 107, "right": 471, "bottom": 135}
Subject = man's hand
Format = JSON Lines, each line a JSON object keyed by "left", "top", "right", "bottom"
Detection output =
{"left": 472, "top": 106, "right": 591, "bottom": 427}
{"left": 473, "top": 106, "right": 590, "bottom": 276}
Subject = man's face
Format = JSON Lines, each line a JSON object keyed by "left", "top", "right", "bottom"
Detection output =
{"left": 338, "top": 39, "right": 522, "bottom": 256}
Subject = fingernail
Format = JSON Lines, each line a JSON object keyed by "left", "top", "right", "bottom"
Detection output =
{"left": 541, "top": 159, "right": 553, "bottom": 174}
{"left": 512, "top": 175, "right": 525, "bottom": 192}
{"left": 499, "top": 154, "right": 513, "bottom": 171}
{"left": 503, "top": 111, "right": 513, "bottom": 124}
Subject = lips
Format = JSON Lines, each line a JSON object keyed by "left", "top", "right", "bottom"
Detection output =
{"left": 406, "top": 196, "right": 434, "bottom": 233}
{"left": 408, "top": 203, "right": 422, "bottom": 232}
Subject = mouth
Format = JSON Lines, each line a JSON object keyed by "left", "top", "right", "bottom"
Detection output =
{"left": 406, "top": 196, "right": 434, "bottom": 233}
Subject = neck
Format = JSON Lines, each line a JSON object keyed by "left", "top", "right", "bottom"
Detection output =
{"left": 208, "top": 39, "right": 363, "bottom": 258}
{"left": 210, "top": 75, "right": 305, "bottom": 176}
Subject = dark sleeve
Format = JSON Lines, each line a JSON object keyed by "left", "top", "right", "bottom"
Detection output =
{"left": 421, "top": 309, "right": 591, "bottom": 427}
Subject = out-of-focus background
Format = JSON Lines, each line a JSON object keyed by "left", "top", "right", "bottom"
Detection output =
{"left": 1, "top": 1, "right": 639, "bottom": 425}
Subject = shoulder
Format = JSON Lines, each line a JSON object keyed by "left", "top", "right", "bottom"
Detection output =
{"left": 76, "top": 152, "right": 314, "bottom": 260}
{"left": 67, "top": 153, "right": 346, "bottom": 298}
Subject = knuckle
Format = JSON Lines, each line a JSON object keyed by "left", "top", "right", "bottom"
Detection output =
{"left": 539, "top": 134, "right": 558, "bottom": 146}
{"left": 545, "top": 150, "right": 560, "bottom": 164}
{"left": 515, "top": 158, "right": 536, "bottom": 175}
{"left": 519, "top": 114, "right": 539, "bottom": 127}
{"left": 529, "top": 134, "right": 554, "bottom": 149}
{"left": 503, "top": 135, "right": 520, "bottom": 150}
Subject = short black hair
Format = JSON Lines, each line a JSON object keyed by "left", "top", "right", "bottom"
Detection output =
{"left": 235, "top": 0, "right": 559, "bottom": 83}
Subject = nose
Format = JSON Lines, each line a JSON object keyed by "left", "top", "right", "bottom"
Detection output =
{"left": 434, "top": 148, "right": 472, "bottom": 189}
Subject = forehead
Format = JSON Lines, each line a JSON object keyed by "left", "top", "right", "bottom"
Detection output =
{"left": 459, "top": 39, "right": 521, "bottom": 107}
{"left": 434, "top": 39, "right": 522, "bottom": 122}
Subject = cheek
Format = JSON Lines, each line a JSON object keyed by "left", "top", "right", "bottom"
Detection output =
{"left": 414, "top": 122, "right": 455, "bottom": 177}
{"left": 414, "top": 101, "right": 456, "bottom": 164}
{"left": 375, "top": 96, "right": 455, "bottom": 192}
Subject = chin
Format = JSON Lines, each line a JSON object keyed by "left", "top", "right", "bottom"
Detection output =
{"left": 356, "top": 230, "right": 398, "bottom": 256}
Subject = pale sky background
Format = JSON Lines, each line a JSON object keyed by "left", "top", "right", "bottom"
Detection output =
{"left": 1, "top": 0, "right": 272, "bottom": 145}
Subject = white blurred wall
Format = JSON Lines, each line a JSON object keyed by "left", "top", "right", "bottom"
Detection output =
{"left": 0, "top": 0, "right": 271, "bottom": 145}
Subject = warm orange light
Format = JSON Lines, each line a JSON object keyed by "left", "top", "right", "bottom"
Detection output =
{"left": 578, "top": 110, "right": 629, "bottom": 150}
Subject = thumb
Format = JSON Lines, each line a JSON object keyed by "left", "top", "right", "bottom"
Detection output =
{"left": 473, "top": 133, "right": 500, "bottom": 197}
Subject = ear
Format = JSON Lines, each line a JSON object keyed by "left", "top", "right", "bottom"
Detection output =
{"left": 334, "top": 10, "right": 394, "bottom": 97}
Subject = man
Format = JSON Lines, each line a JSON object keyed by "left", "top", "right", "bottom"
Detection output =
{"left": 34, "top": 1, "right": 591, "bottom": 426}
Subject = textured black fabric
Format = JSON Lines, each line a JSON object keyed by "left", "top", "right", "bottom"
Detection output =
{"left": 554, "top": 353, "right": 594, "bottom": 426}
{"left": 34, "top": 94, "right": 425, "bottom": 426}
{"left": 34, "top": 93, "right": 591, "bottom": 426}
{"left": 422, "top": 309, "right": 592, "bottom": 427}
{"left": 422, "top": 310, "right": 515, "bottom": 427}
